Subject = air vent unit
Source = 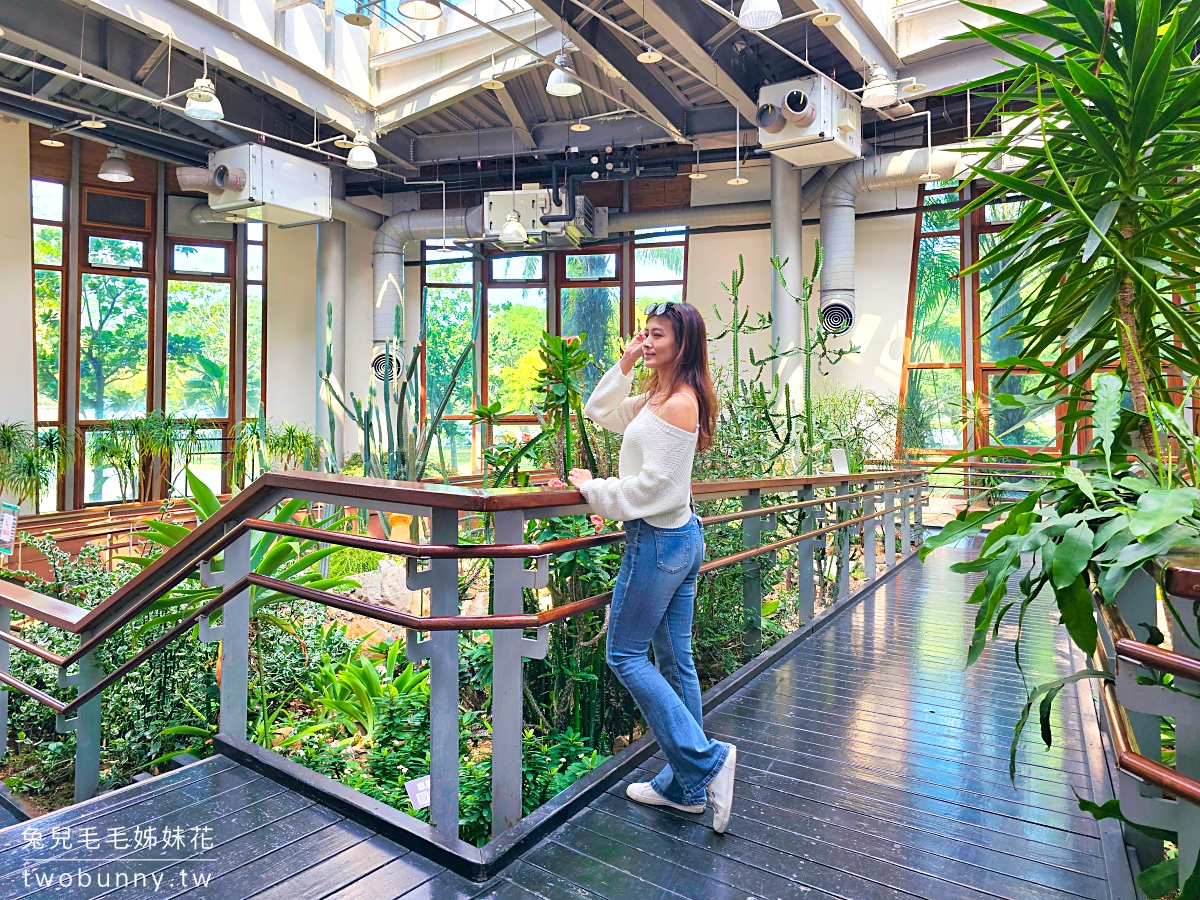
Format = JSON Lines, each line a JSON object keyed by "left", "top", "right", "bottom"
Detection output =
{"left": 205, "top": 144, "right": 332, "bottom": 226}
{"left": 756, "top": 75, "right": 862, "bottom": 168}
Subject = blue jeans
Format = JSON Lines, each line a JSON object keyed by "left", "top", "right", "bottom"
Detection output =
{"left": 606, "top": 516, "right": 730, "bottom": 806}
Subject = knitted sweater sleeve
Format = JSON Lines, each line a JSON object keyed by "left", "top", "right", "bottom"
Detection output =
{"left": 579, "top": 414, "right": 695, "bottom": 522}
{"left": 583, "top": 364, "right": 643, "bottom": 434}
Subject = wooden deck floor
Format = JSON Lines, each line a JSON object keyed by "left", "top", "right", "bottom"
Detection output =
{"left": 0, "top": 546, "right": 1116, "bottom": 899}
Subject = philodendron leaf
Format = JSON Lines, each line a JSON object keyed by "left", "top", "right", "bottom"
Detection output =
{"left": 1092, "top": 374, "right": 1122, "bottom": 470}
{"left": 1054, "top": 576, "right": 1098, "bottom": 655}
{"left": 1136, "top": 857, "right": 1180, "bottom": 899}
{"left": 1052, "top": 522, "right": 1094, "bottom": 590}
{"left": 1128, "top": 488, "right": 1200, "bottom": 539}
{"left": 1060, "top": 466, "right": 1098, "bottom": 508}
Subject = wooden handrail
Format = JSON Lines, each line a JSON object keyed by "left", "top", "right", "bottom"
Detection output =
{"left": 0, "top": 629, "right": 66, "bottom": 665}
{"left": 0, "top": 671, "right": 66, "bottom": 713}
{"left": 1097, "top": 598, "right": 1200, "bottom": 686}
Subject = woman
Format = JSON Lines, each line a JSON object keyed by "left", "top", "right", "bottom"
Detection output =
{"left": 567, "top": 300, "right": 737, "bottom": 834}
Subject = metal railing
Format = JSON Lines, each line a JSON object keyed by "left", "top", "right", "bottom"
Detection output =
{"left": 1095, "top": 555, "right": 1200, "bottom": 884}
{"left": 0, "top": 468, "right": 927, "bottom": 851}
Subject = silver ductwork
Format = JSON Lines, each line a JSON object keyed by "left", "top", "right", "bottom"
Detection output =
{"left": 819, "top": 147, "right": 978, "bottom": 334}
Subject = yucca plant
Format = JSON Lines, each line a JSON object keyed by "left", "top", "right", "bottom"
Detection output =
{"left": 957, "top": 0, "right": 1200, "bottom": 454}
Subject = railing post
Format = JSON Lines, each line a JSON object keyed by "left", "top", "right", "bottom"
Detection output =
{"left": 899, "top": 478, "right": 912, "bottom": 553}
{"left": 406, "top": 507, "right": 462, "bottom": 840}
{"left": 1164, "top": 584, "right": 1200, "bottom": 881}
{"left": 741, "top": 489, "right": 763, "bottom": 659}
{"left": 834, "top": 481, "right": 849, "bottom": 600}
{"left": 861, "top": 480, "right": 876, "bottom": 586}
{"left": 1114, "top": 568, "right": 1167, "bottom": 870}
{"left": 57, "top": 632, "right": 101, "bottom": 802}
{"left": 882, "top": 477, "right": 897, "bottom": 568}
{"left": 490, "top": 510, "right": 548, "bottom": 836}
{"left": 199, "top": 531, "right": 251, "bottom": 741}
{"left": 796, "top": 486, "right": 815, "bottom": 623}
{"left": 913, "top": 478, "right": 924, "bottom": 546}
{"left": 0, "top": 607, "right": 8, "bottom": 759}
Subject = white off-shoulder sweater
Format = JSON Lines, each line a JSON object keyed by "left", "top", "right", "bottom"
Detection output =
{"left": 579, "top": 364, "right": 697, "bottom": 529}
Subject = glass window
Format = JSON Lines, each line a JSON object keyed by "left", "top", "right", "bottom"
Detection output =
{"left": 987, "top": 373, "right": 1057, "bottom": 448}
{"left": 32, "top": 180, "right": 64, "bottom": 221}
{"left": 83, "top": 428, "right": 137, "bottom": 504}
{"left": 246, "top": 284, "right": 264, "bottom": 419}
{"left": 79, "top": 274, "right": 150, "bottom": 420}
{"left": 169, "top": 428, "right": 225, "bottom": 498}
{"left": 33, "top": 225, "right": 62, "bottom": 265}
{"left": 173, "top": 244, "right": 227, "bottom": 275}
{"left": 909, "top": 235, "right": 962, "bottom": 363}
{"left": 426, "top": 241, "right": 474, "bottom": 284}
{"left": 88, "top": 235, "right": 144, "bottom": 269}
{"left": 491, "top": 254, "right": 543, "bottom": 281}
{"left": 561, "top": 286, "right": 621, "bottom": 397}
{"left": 424, "top": 286, "right": 475, "bottom": 415}
{"left": 921, "top": 207, "right": 958, "bottom": 233}
{"left": 34, "top": 271, "right": 62, "bottom": 422}
{"left": 902, "top": 369, "right": 962, "bottom": 451}
{"left": 246, "top": 222, "right": 264, "bottom": 242}
{"left": 634, "top": 245, "right": 684, "bottom": 281}
{"left": 166, "top": 281, "right": 232, "bottom": 418}
{"left": 634, "top": 226, "right": 686, "bottom": 244}
{"left": 431, "top": 420, "right": 474, "bottom": 477}
{"left": 985, "top": 198, "right": 1029, "bottom": 224}
{"left": 35, "top": 426, "right": 60, "bottom": 515}
{"left": 487, "top": 287, "right": 547, "bottom": 413}
{"left": 565, "top": 253, "right": 617, "bottom": 280}
{"left": 246, "top": 243, "right": 264, "bottom": 282}
{"left": 978, "top": 233, "right": 1053, "bottom": 363}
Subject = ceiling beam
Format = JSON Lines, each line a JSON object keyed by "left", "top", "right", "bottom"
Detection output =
{"left": 630, "top": 0, "right": 758, "bottom": 122}
{"left": 792, "top": 0, "right": 901, "bottom": 75}
{"left": 493, "top": 87, "right": 535, "bottom": 149}
{"left": 33, "top": 73, "right": 72, "bottom": 99}
{"left": 523, "top": 0, "right": 687, "bottom": 141}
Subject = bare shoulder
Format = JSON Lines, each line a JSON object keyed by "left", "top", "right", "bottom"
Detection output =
{"left": 657, "top": 390, "right": 698, "bottom": 432}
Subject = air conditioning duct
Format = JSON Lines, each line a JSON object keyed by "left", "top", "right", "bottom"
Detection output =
{"left": 758, "top": 75, "right": 861, "bottom": 168}
{"left": 781, "top": 89, "right": 817, "bottom": 127}
{"left": 755, "top": 103, "right": 786, "bottom": 134}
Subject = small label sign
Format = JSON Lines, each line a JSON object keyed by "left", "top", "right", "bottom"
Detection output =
{"left": 0, "top": 503, "right": 17, "bottom": 557}
{"left": 405, "top": 775, "right": 431, "bottom": 810}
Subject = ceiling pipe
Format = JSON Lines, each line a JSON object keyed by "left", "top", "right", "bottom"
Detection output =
{"left": 819, "top": 146, "right": 980, "bottom": 334}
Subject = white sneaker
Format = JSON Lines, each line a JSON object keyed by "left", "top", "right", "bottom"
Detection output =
{"left": 625, "top": 781, "right": 705, "bottom": 814}
{"left": 709, "top": 744, "right": 737, "bottom": 834}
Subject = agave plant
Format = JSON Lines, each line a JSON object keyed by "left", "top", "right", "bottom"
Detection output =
{"left": 307, "top": 637, "right": 429, "bottom": 744}
{"left": 956, "top": 0, "right": 1200, "bottom": 456}
{"left": 122, "top": 468, "right": 360, "bottom": 638}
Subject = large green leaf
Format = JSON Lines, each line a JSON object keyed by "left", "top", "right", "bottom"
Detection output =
{"left": 1054, "top": 575, "right": 1098, "bottom": 654}
{"left": 1091, "top": 374, "right": 1122, "bottom": 470}
{"left": 185, "top": 466, "right": 222, "bottom": 520}
{"left": 1052, "top": 522, "right": 1094, "bottom": 589}
{"left": 1127, "top": 488, "right": 1199, "bottom": 539}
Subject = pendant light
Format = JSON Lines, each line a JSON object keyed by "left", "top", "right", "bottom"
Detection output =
{"left": 483, "top": 54, "right": 505, "bottom": 90}
{"left": 98, "top": 147, "right": 135, "bottom": 183}
{"left": 184, "top": 50, "right": 224, "bottom": 121}
{"left": 498, "top": 132, "right": 527, "bottom": 245}
{"left": 727, "top": 116, "right": 748, "bottom": 185}
{"left": 811, "top": 8, "right": 841, "bottom": 26}
{"left": 344, "top": 3, "right": 372, "bottom": 26}
{"left": 738, "top": 0, "right": 782, "bottom": 30}
{"left": 636, "top": 0, "right": 663, "bottom": 63}
{"left": 571, "top": 119, "right": 591, "bottom": 132}
{"left": 346, "top": 132, "right": 378, "bottom": 170}
{"left": 40, "top": 136, "right": 66, "bottom": 148}
{"left": 398, "top": 0, "right": 442, "bottom": 20}
{"left": 81, "top": 117, "right": 106, "bottom": 129}
{"left": 860, "top": 64, "right": 898, "bottom": 110}
{"left": 688, "top": 144, "right": 706, "bottom": 180}
{"left": 546, "top": 53, "right": 582, "bottom": 97}
{"left": 334, "top": 134, "right": 356, "bottom": 149}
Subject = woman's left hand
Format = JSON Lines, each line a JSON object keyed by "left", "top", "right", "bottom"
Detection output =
{"left": 568, "top": 468, "right": 594, "bottom": 489}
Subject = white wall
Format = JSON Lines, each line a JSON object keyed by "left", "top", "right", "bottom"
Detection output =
{"left": 0, "top": 118, "right": 34, "bottom": 427}
{"left": 265, "top": 223, "right": 318, "bottom": 427}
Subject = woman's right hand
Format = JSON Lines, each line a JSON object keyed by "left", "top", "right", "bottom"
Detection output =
{"left": 619, "top": 332, "right": 646, "bottom": 374}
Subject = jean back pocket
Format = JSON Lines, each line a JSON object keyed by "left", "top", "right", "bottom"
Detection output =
{"left": 654, "top": 529, "right": 692, "bottom": 574}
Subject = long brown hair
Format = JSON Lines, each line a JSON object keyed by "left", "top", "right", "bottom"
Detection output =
{"left": 641, "top": 302, "right": 719, "bottom": 451}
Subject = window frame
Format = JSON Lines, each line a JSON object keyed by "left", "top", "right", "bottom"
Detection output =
{"left": 31, "top": 178, "right": 68, "bottom": 512}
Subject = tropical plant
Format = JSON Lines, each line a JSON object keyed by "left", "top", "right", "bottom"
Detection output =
{"left": 956, "top": 0, "right": 1200, "bottom": 452}
{"left": 307, "top": 637, "right": 429, "bottom": 743}
{"left": 535, "top": 331, "right": 598, "bottom": 477}
{"left": 0, "top": 422, "right": 72, "bottom": 507}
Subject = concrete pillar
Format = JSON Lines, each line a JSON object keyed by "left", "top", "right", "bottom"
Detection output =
{"left": 770, "top": 155, "right": 803, "bottom": 391}
{"left": 317, "top": 217, "right": 346, "bottom": 464}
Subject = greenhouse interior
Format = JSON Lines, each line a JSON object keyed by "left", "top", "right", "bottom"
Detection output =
{"left": 0, "top": 0, "right": 1194, "bottom": 897}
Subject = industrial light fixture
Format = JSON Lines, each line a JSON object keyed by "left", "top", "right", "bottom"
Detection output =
{"left": 811, "top": 9, "right": 841, "bottom": 26}
{"left": 499, "top": 132, "right": 527, "bottom": 245}
{"left": 688, "top": 144, "right": 706, "bottom": 179}
{"left": 81, "top": 117, "right": 106, "bottom": 129}
{"left": 861, "top": 64, "right": 899, "bottom": 109}
{"left": 637, "top": 44, "right": 663, "bottom": 64}
{"left": 98, "top": 147, "right": 135, "bottom": 183}
{"left": 334, "top": 134, "right": 356, "bottom": 149}
{"left": 184, "top": 50, "right": 224, "bottom": 121}
{"left": 346, "top": 132, "right": 378, "bottom": 170}
{"left": 738, "top": 0, "right": 782, "bottom": 30}
{"left": 344, "top": 3, "right": 372, "bottom": 26}
{"left": 483, "top": 54, "right": 505, "bottom": 90}
{"left": 546, "top": 53, "right": 582, "bottom": 97}
{"left": 570, "top": 119, "right": 591, "bottom": 132}
{"left": 398, "top": 0, "right": 442, "bottom": 20}
{"left": 727, "top": 114, "right": 748, "bottom": 185}
{"left": 40, "top": 136, "right": 66, "bottom": 148}
{"left": 903, "top": 80, "right": 927, "bottom": 93}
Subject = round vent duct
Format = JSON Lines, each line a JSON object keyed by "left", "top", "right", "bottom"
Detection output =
{"left": 755, "top": 103, "right": 786, "bottom": 134}
{"left": 372, "top": 352, "right": 405, "bottom": 383}
{"left": 819, "top": 300, "right": 853, "bottom": 334}
{"left": 782, "top": 90, "right": 816, "bottom": 127}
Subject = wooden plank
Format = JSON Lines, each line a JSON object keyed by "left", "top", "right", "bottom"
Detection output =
{"left": 387, "top": 868, "right": 502, "bottom": 900}
{"left": 172, "top": 819, "right": 375, "bottom": 900}
{"left": 494, "top": 860, "right": 607, "bottom": 900}
{"left": 519, "top": 837, "right": 704, "bottom": 899}
{"left": 323, "top": 854, "right": 444, "bottom": 900}
{"left": 250, "top": 834, "right": 409, "bottom": 900}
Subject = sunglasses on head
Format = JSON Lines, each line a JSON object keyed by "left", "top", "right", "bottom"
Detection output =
{"left": 644, "top": 301, "right": 680, "bottom": 317}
